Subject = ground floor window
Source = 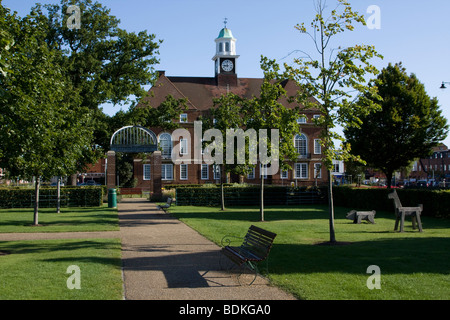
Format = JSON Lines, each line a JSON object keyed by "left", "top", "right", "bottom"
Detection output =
{"left": 294, "top": 163, "right": 308, "bottom": 179}
{"left": 247, "top": 167, "right": 255, "bottom": 179}
{"left": 314, "top": 163, "right": 322, "bottom": 179}
{"left": 260, "top": 164, "right": 268, "bottom": 179}
{"left": 213, "top": 164, "right": 221, "bottom": 180}
{"left": 201, "top": 164, "right": 209, "bottom": 180}
{"left": 180, "top": 164, "right": 188, "bottom": 180}
{"left": 143, "top": 164, "right": 151, "bottom": 180}
{"left": 162, "top": 164, "right": 173, "bottom": 180}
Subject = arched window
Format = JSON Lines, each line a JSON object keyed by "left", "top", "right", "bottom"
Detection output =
{"left": 159, "top": 133, "right": 172, "bottom": 158}
{"left": 294, "top": 134, "right": 307, "bottom": 158}
{"left": 219, "top": 42, "right": 223, "bottom": 52}
{"left": 225, "top": 42, "right": 230, "bottom": 52}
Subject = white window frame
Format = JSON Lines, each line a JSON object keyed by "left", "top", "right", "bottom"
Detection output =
{"left": 314, "top": 163, "right": 322, "bottom": 179}
{"left": 247, "top": 167, "right": 255, "bottom": 179}
{"left": 295, "top": 134, "right": 308, "bottom": 158}
{"left": 180, "top": 138, "right": 188, "bottom": 155}
{"left": 162, "top": 164, "right": 173, "bottom": 180}
{"left": 332, "top": 163, "right": 340, "bottom": 173}
{"left": 294, "top": 163, "right": 308, "bottom": 179}
{"left": 180, "top": 164, "right": 188, "bottom": 180}
{"left": 213, "top": 164, "right": 221, "bottom": 180}
{"left": 201, "top": 164, "right": 209, "bottom": 180}
{"left": 260, "top": 164, "right": 268, "bottom": 179}
{"left": 143, "top": 164, "right": 151, "bottom": 181}
{"left": 297, "top": 115, "right": 307, "bottom": 124}
{"left": 314, "top": 139, "right": 321, "bottom": 154}
{"left": 159, "top": 133, "right": 172, "bottom": 158}
{"left": 180, "top": 113, "right": 188, "bottom": 123}
{"left": 281, "top": 170, "right": 288, "bottom": 179}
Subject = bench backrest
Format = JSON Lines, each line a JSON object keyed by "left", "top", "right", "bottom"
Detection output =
{"left": 388, "top": 190, "right": 403, "bottom": 209}
{"left": 242, "top": 225, "right": 277, "bottom": 259}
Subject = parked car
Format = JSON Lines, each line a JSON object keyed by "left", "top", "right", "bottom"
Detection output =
{"left": 85, "top": 180, "right": 99, "bottom": 186}
{"left": 416, "top": 180, "right": 428, "bottom": 187}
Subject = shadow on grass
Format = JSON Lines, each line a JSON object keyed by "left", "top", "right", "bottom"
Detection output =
{"left": 172, "top": 205, "right": 331, "bottom": 222}
{"left": 172, "top": 205, "right": 450, "bottom": 230}
{"left": 0, "top": 240, "right": 120, "bottom": 256}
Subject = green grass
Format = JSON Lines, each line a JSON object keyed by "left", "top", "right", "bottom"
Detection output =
{"left": 0, "top": 206, "right": 122, "bottom": 300}
{"left": 0, "top": 238, "right": 123, "bottom": 300}
{"left": 170, "top": 205, "right": 450, "bottom": 300}
{"left": 0, "top": 206, "right": 119, "bottom": 233}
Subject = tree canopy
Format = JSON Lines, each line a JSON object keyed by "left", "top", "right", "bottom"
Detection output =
{"left": 345, "top": 62, "right": 449, "bottom": 188}
{"left": 0, "top": 3, "right": 97, "bottom": 224}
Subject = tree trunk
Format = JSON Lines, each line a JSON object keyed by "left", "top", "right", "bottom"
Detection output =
{"left": 220, "top": 164, "right": 225, "bottom": 211}
{"left": 57, "top": 176, "right": 61, "bottom": 214}
{"left": 33, "top": 177, "right": 40, "bottom": 226}
{"left": 260, "top": 173, "right": 264, "bottom": 222}
{"left": 385, "top": 170, "right": 393, "bottom": 189}
{"left": 327, "top": 170, "right": 336, "bottom": 243}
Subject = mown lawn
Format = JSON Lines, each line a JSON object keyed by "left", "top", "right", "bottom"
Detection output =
{"left": 0, "top": 238, "right": 123, "bottom": 300}
{"left": 0, "top": 206, "right": 119, "bottom": 233}
{"left": 170, "top": 204, "right": 450, "bottom": 300}
{"left": 0, "top": 206, "right": 122, "bottom": 300}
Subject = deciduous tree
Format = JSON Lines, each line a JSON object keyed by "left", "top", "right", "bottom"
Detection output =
{"left": 283, "top": 0, "right": 383, "bottom": 243}
{"left": 345, "top": 63, "right": 449, "bottom": 188}
{"left": 243, "top": 57, "right": 300, "bottom": 221}
{"left": 0, "top": 6, "right": 95, "bottom": 224}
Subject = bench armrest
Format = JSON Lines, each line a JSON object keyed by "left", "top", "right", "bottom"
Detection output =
{"left": 221, "top": 235, "right": 244, "bottom": 247}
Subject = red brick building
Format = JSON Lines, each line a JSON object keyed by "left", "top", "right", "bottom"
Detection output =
{"left": 130, "top": 26, "right": 326, "bottom": 191}
{"left": 408, "top": 144, "right": 450, "bottom": 184}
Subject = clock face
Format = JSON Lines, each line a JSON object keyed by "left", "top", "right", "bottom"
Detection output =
{"left": 221, "top": 59, "right": 234, "bottom": 72}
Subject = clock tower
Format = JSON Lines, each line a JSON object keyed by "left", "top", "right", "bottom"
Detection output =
{"left": 212, "top": 21, "right": 239, "bottom": 87}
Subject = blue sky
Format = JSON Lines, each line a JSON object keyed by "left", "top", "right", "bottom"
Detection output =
{"left": 4, "top": 0, "right": 450, "bottom": 146}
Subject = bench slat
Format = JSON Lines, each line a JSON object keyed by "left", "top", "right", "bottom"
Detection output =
{"left": 222, "top": 225, "right": 277, "bottom": 265}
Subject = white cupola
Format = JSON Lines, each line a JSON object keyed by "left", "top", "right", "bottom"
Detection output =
{"left": 212, "top": 20, "right": 239, "bottom": 77}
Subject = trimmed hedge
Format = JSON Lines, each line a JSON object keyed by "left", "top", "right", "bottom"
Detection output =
{"left": 333, "top": 186, "right": 450, "bottom": 219}
{"left": 0, "top": 187, "right": 103, "bottom": 209}
{"left": 175, "top": 186, "right": 327, "bottom": 206}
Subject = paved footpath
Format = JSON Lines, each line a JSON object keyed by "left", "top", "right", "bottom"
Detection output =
{"left": 0, "top": 198, "right": 296, "bottom": 300}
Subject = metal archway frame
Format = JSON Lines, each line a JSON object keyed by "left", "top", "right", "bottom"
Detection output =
{"left": 110, "top": 126, "right": 158, "bottom": 153}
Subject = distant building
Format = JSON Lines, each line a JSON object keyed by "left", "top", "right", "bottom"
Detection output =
{"left": 129, "top": 25, "right": 327, "bottom": 191}
{"left": 408, "top": 144, "right": 450, "bottom": 183}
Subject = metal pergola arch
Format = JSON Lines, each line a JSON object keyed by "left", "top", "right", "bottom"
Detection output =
{"left": 110, "top": 125, "right": 158, "bottom": 153}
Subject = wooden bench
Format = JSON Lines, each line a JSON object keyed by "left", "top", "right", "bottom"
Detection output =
{"left": 388, "top": 190, "right": 423, "bottom": 232}
{"left": 220, "top": 225, "right": 277, "bottom": 285}
{"left": 346, "top": 210, "right": 376, "bottom": 224}
{"left": 157, "top": 197, "right": 172, "bottom": 213}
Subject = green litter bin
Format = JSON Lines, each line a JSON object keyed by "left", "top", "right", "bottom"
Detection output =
{"left": 108, "top": 188, "right": 117, "bottom": 208}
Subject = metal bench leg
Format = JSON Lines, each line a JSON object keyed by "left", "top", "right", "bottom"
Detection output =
{"left": 237, "top": 261, "right": 258, "bottom": 286}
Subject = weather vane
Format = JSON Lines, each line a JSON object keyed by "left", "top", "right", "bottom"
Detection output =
{"left": 224, "top": 18, "right": 228, "bottom": 28}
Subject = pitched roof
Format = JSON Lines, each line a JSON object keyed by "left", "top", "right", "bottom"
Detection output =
{"left": 140, "top": 71, "right": 318, "bottom": 111}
